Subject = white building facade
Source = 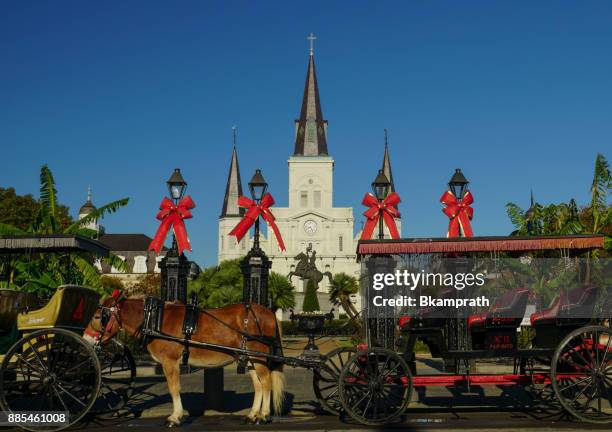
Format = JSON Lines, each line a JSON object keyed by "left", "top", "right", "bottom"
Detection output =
{"left": 218, "top": 50, "right": 399, "bottom": 313}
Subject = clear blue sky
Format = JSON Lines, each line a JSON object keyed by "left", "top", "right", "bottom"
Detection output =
{"left": 1, "top": 1, "right": 610, "bottom": 267}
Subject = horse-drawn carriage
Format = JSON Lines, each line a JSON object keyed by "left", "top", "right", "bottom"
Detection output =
{"left": 1, "top": 234, "right": 610, "bottom": 430}
{"left": 0, "top": 235, "right": 135, "bottom": 431}
{"left": 336, "top": 235, "right": 612, "bottom": 425}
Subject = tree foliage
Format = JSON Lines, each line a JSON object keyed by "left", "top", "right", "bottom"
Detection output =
{"left": 188, "top": 258, "right": 243, "bottom": 308}
{"left": 189, "top": 260, "right": 297, "bottom": 310}
{"left": 0, "top": 187, "right": 71, "bottom": 231}
{"left": 329, "top": 272, "right": 360, "bottom": 319}
{"left": 0, "top": 165, "right": 129, "bottom": 295}
{"left": 268, "top": 272, "right": 296, "bottom": 312}
{"left": 505, "top": 153, "right": 611, "bottom": 251}
{"left": 101, "top": 276, "right": 126, "bottom": 293}
{"left": 132, "top": 273, "right": 161, "bottom": 296}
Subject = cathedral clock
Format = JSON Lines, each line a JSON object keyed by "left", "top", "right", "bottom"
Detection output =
{"left": 303, "top": 220, "right": 318, "bottom": 235}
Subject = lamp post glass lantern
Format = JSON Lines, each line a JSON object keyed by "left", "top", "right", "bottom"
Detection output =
{"left": 372, "top": 169, "right": 391, "bottom": 239}
{"left": 248, "top": 169, "right": 268, "bottom": 203}
{"left": 448, "top": 168, "right": 469, "bottom": 199}
{"left": 241, "top": 169, "right": 271, "bottom": 307}
{"left": 160, "top": 168, "right": 190, "bottom": 303}
{"left": 167, "top": 168, "right": 187, "bottom": 202}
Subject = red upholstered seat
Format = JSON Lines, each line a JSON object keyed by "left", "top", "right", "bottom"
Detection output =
{"left": 468, "top": 288, "right": 531, "bottom": 330}
{"left": 530, "top": 285, "right": 598, "bottom": 326}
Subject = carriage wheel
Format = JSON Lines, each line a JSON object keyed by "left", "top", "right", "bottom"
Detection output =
{"left": 90, "top": 339, "right": 136, "bottom": 418}
{"left": 551, "top": 325, "right": 612, "bottom": 424}
{"left": 338, "top": 347, "right": 412, "bottom": 426}
{"left": 0, "top": 328, "right": 101, "bottom": 432}
{"left": 312, "top": 347, "right": 356, "bottom": 415}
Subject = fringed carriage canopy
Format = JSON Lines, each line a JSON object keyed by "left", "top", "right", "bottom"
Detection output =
{"left": 357, "top": 235, "right": 605, "bottom": 257}
{"left": 0, "top": 234, "right": 110, "bottom": 257}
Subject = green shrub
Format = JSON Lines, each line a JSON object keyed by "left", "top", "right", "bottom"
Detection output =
{"left": 302, "top": 279, "right": 320, "bottom": 312}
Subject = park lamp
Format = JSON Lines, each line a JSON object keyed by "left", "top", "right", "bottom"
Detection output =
{"left": 249, "top": 169, "right": 268, "bottom": 203}
{"left": 448, "top": 168, "right": 469, "bottom": 199}
{"left": 372, "top": 169, "right": 391, "bottom": 201}
{"left": 167, "top": 168, "right": 187, "bottom": 202}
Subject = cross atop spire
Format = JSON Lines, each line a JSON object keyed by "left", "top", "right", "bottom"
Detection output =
{"left": 381, "top": 129, "right": 395, "bottom": 193}
{"left": 307, "top": 33, "right": 316, "bottom": 56}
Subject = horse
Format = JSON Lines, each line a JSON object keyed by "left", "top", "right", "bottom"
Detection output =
{"left": 84, "top": 295, "right": 284, "bottom": 427}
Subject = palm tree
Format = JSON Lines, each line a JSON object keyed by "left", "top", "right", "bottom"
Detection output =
{"left": 329, "top": 272, "right": 360, "bottom": 319}
{"left": 268, "top": 272, "right": 296, "bottom": 312}
{"left": 0, "top": 165, "right": 129, "bottom": 293}
{"left": 586, "top": 154, "right": 611, "bottom": 248}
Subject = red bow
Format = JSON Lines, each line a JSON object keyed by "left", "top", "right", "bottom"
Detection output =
{"left": 440, "top": 190, "right": 474, "bottom": 237}
{"left": 360, "top": 192, "right": 401, "bottom": 240}
{"left": 229, "top": 193, "right": 286, "bottom": 251}
{"left": 149, "top": 195, "right": 195, "bottom": 255}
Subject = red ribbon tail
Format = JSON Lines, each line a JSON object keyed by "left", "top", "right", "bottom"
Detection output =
{"left": 149, "top": 217, "right": 173, "bottom": 253}
{"left": 173, "top": 217, "right": 191, "bottom": 255}
{"left": 268, "top": 220, "right": 286, "bottom": 251}
{"left": 458, "top": 211, "right": 474, "bottom": 237}
{"left": 447, "top": 218, "right": 460, "bottom": 238}
{"left": 361, "top": 214, "right": 379, "bottom": 240}
{"left": 261, "top": 211, "right": 285, "bottom": 251}
{"left": 229, "top": 217, "right": 254, "bottom": 243}
{"left": 382, "top": 211, "right": 400, "bottom": 239}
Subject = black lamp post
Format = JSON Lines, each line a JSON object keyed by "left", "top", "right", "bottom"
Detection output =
{"left": 372, "top": 169, "right": 391, "bottom": 239}
{"left": 364, "top": 170, "right": 395, "bottom": 349}
{"left": 445, "top": 168, "right": 472, "bottom": 371}
{"left": 240, "top": 169, "right": 272, "bottom": 307}
{"left": 448, "top": 168, "right": 469, "bottom": 199}
{"left": 248, "top": 169, "right": 267, "bottom": 250}
{"left": 159, "top": 168, "right": 190, "bottom": 303}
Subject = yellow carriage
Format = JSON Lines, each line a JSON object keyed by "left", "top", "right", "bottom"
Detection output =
{"left": 0, "top": 236, "right": 136, "bottom": 432}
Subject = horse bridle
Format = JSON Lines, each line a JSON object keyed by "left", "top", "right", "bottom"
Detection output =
{"left": 84, "top": 290, "right": 125, "bottom": 342}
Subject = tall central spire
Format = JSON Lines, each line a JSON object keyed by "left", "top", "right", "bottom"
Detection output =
{"left": 293, "top": 35, "right": 328, "bottom": 156}
{"left": 381, "top": 129, "right": 395, "bottom": 193}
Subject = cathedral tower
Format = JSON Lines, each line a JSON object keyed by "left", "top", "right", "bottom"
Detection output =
{"left": 218, "top": 135, "right": 249, "bottom": 262}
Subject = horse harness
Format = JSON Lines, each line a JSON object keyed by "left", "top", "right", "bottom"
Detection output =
{"left": 141, "top": 297, "right": 282, "bottom": 372}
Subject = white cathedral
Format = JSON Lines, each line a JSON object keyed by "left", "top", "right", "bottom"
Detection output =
{"left": 218, "top": 48, "right": 400, "bottom": 313}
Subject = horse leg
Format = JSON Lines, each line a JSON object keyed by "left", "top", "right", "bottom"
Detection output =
{"left": 161, "top": 357, "right": 186, "bottom": 427}
{"left": 255, "top": 363, "right": 272, "bottom": 424}
{"left": 245, "top": 367, "right": 263, "bottom": 424}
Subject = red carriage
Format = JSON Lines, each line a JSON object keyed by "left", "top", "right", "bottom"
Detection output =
{"left": 328, "top": 234, "right": 611, "bottom": 425}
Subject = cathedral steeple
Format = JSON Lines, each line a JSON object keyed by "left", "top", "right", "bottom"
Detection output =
{"left": 220, "top": 130, "right": 245, "bottom": 218}
{"left": 381, "top": 129, "right": 395, "bottom": 193}
{"left": 293, "top": 34, "right": 328, "bottom": 156}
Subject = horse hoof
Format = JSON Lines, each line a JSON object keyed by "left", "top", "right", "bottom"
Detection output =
{"left": 166, "top": 420, "right": 180, "bottom": 428}
{"left": 256, "top": 416, "right": 272, "bottom": 425}
{"left": 243, "top": 417, "right": 257, "bottom": 425}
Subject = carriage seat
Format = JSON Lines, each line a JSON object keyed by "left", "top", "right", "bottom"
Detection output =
{"left": 17, "top": 285, "right": 100, "bottom": 331}
{"left": 399, "top": 288, "right": 456, "bottom": 329}
{"left": 0, "top": 290, "right": 39, "bottom": 335}
{"left": 530, "top": 285, "right": 598, "bottom": 327}
{"left": 468, "top": 288, "right": 530, "bottom": 331}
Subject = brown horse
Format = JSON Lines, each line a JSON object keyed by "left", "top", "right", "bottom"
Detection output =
{"left": 84, "top": 296, "right": 284, "bottom": 427}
